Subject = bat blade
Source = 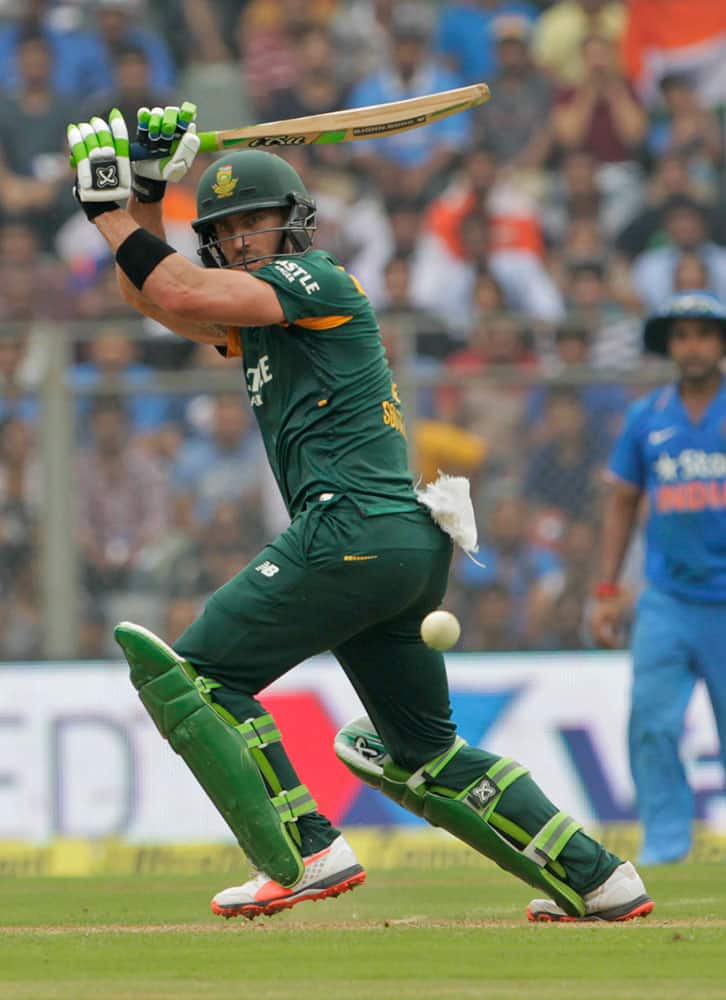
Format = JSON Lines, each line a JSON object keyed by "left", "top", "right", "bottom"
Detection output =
{"left": 129, "top": 83, "right": 490, "bottom": 160}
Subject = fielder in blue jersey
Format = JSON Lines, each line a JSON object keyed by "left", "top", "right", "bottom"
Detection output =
{"left": 592, "top": 290, "right": 726, "bottom": 865}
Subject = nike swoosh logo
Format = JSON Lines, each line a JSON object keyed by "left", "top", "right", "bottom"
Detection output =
{"left": 648, "top": 427, "right": 678, "bottom": 445}
{"left": 343, "top": 555, "right": 379, "bottom": 562}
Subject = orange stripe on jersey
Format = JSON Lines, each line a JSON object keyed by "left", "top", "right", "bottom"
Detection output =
{"left": 226, "top": 326, "right": 242, "bottom": 357}
{"left": 295, "top": 315, "right": 353, "bottom": 330}
{"left": 335, "top": 265, "right": 367, "bottom": 296}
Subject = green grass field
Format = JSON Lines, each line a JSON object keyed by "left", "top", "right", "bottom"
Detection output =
{"left": 2, "top": 861, "right": 724, "bottom": 1000}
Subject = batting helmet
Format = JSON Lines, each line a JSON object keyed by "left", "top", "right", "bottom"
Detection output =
{"left": 642, "top": 289, "right": 726, "bottom": 355}
{"left": 192, "top": 150, "right": 316, "bottom": 268}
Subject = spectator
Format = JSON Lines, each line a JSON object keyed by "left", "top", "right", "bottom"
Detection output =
{"left": 456, "top": 493, "right": 565, "bottom": 648}
{"left": 563, "top": 260, "right": 642, "bottom": 370}
{"left": 236, "top": 1, "right": 300, "bottom": 121}
{"left": 0, "top": 557, "right": 42, "bottom": 659}
{"left": 462, "top": 581, "right": 519, "bottom": 651}
{"left": 533, "top": 0, "right": 626, "bottom": 85}
{"left": 646, "top": 73, "right": 722, "bottom": 179}
{"left": 0, "top": 329, "right": 41, "bottom": 424}
{"left": 475, "top": 13, "right": 554, "bottom": 169}
{"left": 631, "top": 197, "right": 726, "bottom": 311}
{"left": 0, "top": 0, "right": 109, "bottom": 99}
{"left": 78, "top": 43, "right": 171, "bottom": 129}
{"left": 412, "top": 204, "right": 565, "bottom": 333}
{"left": 550, "top": 213, "right": 638, "bottom": 311}
{"left": 672, "top": 251, "right": 711, "bottom": 293}
{"left": 551, "top": 33, "right": 647, "bottom": 167}
{"left": 621, "top": 0, "right": 726, "bottom": 111}
{"left": 75, "top": 396, "right": 168, "bottom": 593}
{"left": 171, "top": 393, "right": 265, "bottom": 523}
{"left": 433, "top": 0, "right": 539, "bottom": 86}
{"left": 263, "top": 26, "right": 346, "bottom": 128}
{"left": 437, "top": 310, "right": 536, "bottom": 468}
{"left": 377, "top": 254, "right": 453, "bottom": 361}
{"left": 526, "top": 321, "right": 630, "bottom": 452}
{"left": 88, "top": 0, "right": 176, "bottom": 94}
{"left": 541, "top": 148, "right": 639, "bottom": 245}
{"left": 614, "top": 151, "right": 712, "bottom": 261}
{"left": 71, "top": 323, "right": 176, "bottom": 438}
{"left": 0, "top": 417, "right": 39, "bottom": 592}
{"left": 0, "top": 29, "right": 76, "bottom": 244}
{"left": 348, "top": 5, "right": 472, "bottom": 201}
{"left": 0, "top": 220, "right": 74, "bottom": 322}
{"left": 523, "top": 387, "right": 600, "bottom": 518}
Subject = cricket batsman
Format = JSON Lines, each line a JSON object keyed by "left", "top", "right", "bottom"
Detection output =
{"left": 66, "top": 104, "right": 653, "bottom": 921}
{"left": 591, "top": 289, "right": 726, "bottom": 865}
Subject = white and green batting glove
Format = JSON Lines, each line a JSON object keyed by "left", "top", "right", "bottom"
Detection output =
{"left": 132, "top": 101, "right": 200, "bottom": 203}
{"left": 67, "top": 109, "right": 131, "bottom": 221}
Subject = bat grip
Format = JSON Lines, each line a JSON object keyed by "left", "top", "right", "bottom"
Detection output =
{"left": 129, "top": 131, "right": 219, "bottom": 161}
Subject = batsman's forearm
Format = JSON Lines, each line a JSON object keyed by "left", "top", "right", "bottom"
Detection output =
{"left": 597, "top": 486, "right": 642, "bottom": 584}
{"left": 128, "top": 194, "right": 167, "bottom": 240}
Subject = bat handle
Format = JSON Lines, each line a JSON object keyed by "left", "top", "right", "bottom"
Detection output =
{"left": 129, "top": 131, "right": 220, "bottom": 161}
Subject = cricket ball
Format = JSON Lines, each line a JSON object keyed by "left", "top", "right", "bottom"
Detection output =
{"left": 420, "top": 610, "right": 461, "bottom": 651}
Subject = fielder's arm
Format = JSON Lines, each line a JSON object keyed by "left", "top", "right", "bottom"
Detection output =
{"left": 590, "top": 475, "right": 642, "bottom": 647}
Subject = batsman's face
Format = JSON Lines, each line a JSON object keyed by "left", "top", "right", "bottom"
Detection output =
{"left": 668, "top": 318, "right": 724, "bottom": 379}
{"left": 213, "top": 208, "right": 287, "bottom": 270}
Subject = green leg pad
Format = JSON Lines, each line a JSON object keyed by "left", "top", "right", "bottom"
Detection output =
{"left": 334, "top": 715, "right": 585, "bottom": 918}
{"left": 115, "top": 621, "right": 304, "bottom": 888}
{"left": 422, "top": 795, "right": 585, "bottom": 916}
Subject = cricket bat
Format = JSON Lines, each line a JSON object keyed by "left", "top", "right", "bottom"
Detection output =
{"left": 129, "top": 83, "right": 490, "bottom": 160}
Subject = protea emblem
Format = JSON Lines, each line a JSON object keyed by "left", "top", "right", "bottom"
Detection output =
{"left": 212, "top": 165, "right": 238, "bottom": 198}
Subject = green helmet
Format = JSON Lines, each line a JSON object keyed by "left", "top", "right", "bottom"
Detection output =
{"left": 191, "top": 150, "right": 317, "bottom": 268}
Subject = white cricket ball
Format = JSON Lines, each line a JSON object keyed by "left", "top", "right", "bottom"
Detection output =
{"left": 420, "top": 610, "right": 461, "bottom": 651}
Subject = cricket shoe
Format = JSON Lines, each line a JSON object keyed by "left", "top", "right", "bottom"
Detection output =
{"left": 527, "top": 861, "right": 654, "bottom": 922}
{"left": 211, "top": 835, "right": 366, "bottom": 919}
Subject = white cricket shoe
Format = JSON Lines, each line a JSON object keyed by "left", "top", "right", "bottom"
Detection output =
{"left": 527, "top": 861, "right": 654, "bottom": 922}
{"left": 211, "top": 834, "right": 366, "bottom": 919}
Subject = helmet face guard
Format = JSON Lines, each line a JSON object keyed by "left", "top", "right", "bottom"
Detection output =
{"left": 192, "top": 151, "right": 317, "bottom": 270}
{"left": 195, "top": 192, "right": 317, "bottom": 269}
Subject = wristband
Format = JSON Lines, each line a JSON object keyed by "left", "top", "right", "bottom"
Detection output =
{"left": 73, "top": 185, "right": 120, "bottom": 221}
{"left": 132, "top": 174, "right": 167, "bottom": 204}
{"left": 594, "top": 582, "right": 621, "bottom": 599}
{"left": 115, "top": 228, "right": 176, "bottom": 290}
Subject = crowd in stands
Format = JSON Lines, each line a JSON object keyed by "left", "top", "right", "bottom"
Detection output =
{"left": 0, "top": 0, "right": 725, "bottom": 659}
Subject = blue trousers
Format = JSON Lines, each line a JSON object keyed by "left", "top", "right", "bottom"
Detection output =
{"left": 630, "top": 587, "right": 726, "bottom": 864}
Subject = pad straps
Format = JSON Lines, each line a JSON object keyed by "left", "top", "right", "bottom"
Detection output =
{"left": 195, "top": 676, "right": 316, "bottom": 827}
{"left": 523, "top": 811, "right": 582, "bottom": 867}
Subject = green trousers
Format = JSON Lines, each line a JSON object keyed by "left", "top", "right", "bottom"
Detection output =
{"left": 174, "top": 495, "right": 619, "bottom": 892}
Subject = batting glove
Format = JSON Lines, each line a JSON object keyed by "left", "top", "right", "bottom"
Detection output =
{"left": 67, "top": 109, "right": 131, "bottom": 221}
{"left": 132, "top": 101, "right": 200, "bottom": 203}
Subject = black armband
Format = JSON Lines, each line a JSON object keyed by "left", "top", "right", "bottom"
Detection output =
{"left": 115, "top": 228, "right": 176, "bottom": 290}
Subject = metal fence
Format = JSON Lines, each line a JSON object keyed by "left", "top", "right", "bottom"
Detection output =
{"left": 0, "top": 318, "right": 673, "bottom": 660}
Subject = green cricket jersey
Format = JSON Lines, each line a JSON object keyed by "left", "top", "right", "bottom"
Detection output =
{"left": 236, "top": 249, "right": 421, "bottom": 518}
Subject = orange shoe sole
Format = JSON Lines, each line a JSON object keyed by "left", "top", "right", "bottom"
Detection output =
{"left": 526, "top": 898, "right": 654, "bottom": 923}
{"left": 211, "top": 870, "right": 367, "bottom": 920}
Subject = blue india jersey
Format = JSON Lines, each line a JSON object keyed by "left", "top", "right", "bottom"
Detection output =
{"left": 609, "top": 378, "right": 726, "bottom": 601}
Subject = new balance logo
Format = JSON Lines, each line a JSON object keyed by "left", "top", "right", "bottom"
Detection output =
{"left": 255, "top": 560, "right": 280, "bottom": 578}
{"left": 648, "top": 427, "right": 678, "bottom": 446}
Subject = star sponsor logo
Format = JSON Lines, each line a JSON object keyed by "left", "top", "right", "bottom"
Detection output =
{"left": 654, "top": 448, "right": 726, "bottom": 482}
{"left": 655, "top": 453, "right": 679, "bottom": 481}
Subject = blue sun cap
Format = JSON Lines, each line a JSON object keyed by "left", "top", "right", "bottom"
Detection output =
{"left": 643, "top": 289, "right": 726, "bottom": 355}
